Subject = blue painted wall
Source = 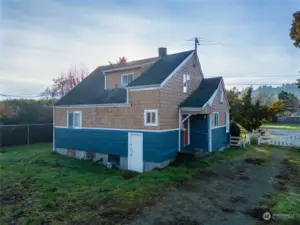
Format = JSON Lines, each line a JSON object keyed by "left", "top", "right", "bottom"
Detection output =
{"left": 212, "top": 126, "right": 229, "bottom": 151}
{"left": 55, "top": 128, "right": 178, "bottom": 163}
{"left": 190, "top": 115, "right": 209, "bottom": 151}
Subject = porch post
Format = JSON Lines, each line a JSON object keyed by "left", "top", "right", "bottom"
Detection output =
{"left": 208, "top": 114, "right": 212, "bottom": 152}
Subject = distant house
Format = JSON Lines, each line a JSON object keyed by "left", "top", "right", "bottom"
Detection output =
{"left": 53, "top": 47, "right": 230, "bottom": 172}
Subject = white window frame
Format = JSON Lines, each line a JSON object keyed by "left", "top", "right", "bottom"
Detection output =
{"left": 220, "top": 90, "right": 224, "bottom": 104}
{"left": 121, "top": 73, "right": 134, "bottom": 86}
{"left": 213, "top": 112, "right": 219, "bottom": 127}
{"left": 144, "top": 110, "right": 158, "bottom": 126}
{"left": 226, "top": 111, "right": 230, "bottom": 133}
{"left": 183, "top": 73, "right": 191, "bottom": 94}
{"left": 67, "top": 111, "right": 82, "bottom": 129}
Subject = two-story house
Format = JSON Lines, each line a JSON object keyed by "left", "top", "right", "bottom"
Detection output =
{"left": 53, "top": 47, "right": 230, "bottom": 172}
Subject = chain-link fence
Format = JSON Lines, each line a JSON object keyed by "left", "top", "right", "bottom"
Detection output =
{"left": 0, "top": 123, "right": 53, "bottom": 147}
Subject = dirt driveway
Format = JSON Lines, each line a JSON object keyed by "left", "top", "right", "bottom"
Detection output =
{"left": 127, "top": 149, "right": 286, "bottom": 225}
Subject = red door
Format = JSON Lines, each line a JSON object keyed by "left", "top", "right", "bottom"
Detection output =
{"left": 184, "top": 120, "right": 189, "bottom": 146}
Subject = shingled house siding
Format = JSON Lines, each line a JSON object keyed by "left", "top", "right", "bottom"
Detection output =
{"left": 200, "top": 80, "right": 229, "bottom": 126}
{"left": 159, "top": 54, "right": 202, "bottom": 129}
{"left": 55, "top": 90, "right": 161, "bottom": 130}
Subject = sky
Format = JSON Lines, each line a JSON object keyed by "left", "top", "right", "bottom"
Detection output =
{"left": 0, "top": 0, "right": 299, "bottom": 97}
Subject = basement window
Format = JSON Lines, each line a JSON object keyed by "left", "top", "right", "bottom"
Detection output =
{"left": 144, "top": 110, "right": 158, "bottom": 126}
{"left": 108, "top": 154, "right": 120, "bottom": 167}
{"left": 121, "top": 73, "right": 134, "bottom": 86}
{"left": 68, "top": 111, "right": 82, "bottom": 128}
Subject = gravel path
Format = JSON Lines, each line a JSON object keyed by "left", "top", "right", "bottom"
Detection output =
{"left": 126, "top": 149, "right": 286, "bottom": 225}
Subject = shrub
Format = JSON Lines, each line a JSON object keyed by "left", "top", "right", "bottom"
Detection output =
{"left": 230, "top": 122, "right": 241, "bottom": 137}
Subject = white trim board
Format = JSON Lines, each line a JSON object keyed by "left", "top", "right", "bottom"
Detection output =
{"left": 211, "top": 125, "right": 226, "bottom": 130}
{"left": 55, "top": 126, "right": 179, "bottom": 133}
{"left": 128, "top": 86, "right": 161, "bottom": 92}
{"left": 55, "top": 103, "right": 130, "bottom": 108}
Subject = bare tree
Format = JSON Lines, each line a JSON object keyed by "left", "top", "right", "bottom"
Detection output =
{"left": 44, "top": 64, "right": 89, "bottom": 98}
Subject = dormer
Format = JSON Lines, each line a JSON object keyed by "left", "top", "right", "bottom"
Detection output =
{"left": 103, "top": 48, "right": 166, "bottom": 89}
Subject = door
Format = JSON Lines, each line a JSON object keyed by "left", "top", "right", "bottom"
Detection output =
{"left": 128, "top": 133, "right": 143, "bottom": 172}
{"left": 184, "top": 119, "right": 190, "bottom": 146}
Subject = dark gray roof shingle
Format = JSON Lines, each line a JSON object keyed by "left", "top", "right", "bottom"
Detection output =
{"left": 127, "top": 50, "right": 194, "bottom": 87}
{"left": 180, "top": 77, "right": 222, "bottom": 108}
{"left": 55, "top": 57, "right": 159, "bottom": 106}
{"left": 55, "top": 50, "right": 194, "bottom": 106}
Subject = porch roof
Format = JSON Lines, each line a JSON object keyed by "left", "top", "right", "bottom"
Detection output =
{"left": 180, "top": 77, "right": 222, "bottom": 108}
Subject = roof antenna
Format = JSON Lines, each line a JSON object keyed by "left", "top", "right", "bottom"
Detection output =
{"left": 194, "top": 37, "right": 200, "bottom": 68}
{"left": 195, "top": 37, "right": 200, "bottom": 52}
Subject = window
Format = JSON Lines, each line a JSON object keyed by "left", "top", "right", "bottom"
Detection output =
{"left": 226, "top": 112, "right": 230, "bottom": 133}
{"left": 213, "top": 112, "right": 219, "bottom": 127}
{"left": 183, "top": 73, "right": 191, "bottom": 94}
{"left": 121, "top": 73, "right": 134, "bottom": 86}
{"left": 220, "top": 90, "right": 224, "bottom": 104}
{"left": 68, "top": 111, "right": 82, "bottom": 128}
{"left": 144, "top": 110, "right": 158, "bottom": 126}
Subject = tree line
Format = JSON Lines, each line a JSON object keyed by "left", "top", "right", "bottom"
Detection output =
{"left": 0, "top": 58, "right": 128, "bottom": 125}
{"left": 227, "top": 87, "right": 299, "bottom": 131}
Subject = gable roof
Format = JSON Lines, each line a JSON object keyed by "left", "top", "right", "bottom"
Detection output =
{"left": 127, "top": 50, "right": 194, "bottom": 87}
{"left": 55, "top": 50, "right": 195, "bottom": 106}
{"left": 55, "top": 57, "right": 160, "bottom": 106}
{"left": 180, "top": 77, "right": 222, "bottom": 108}
{"left": 55, "top": 65, "right": 127, "bottom": 106}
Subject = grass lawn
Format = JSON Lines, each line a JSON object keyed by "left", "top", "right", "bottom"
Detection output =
{"left": 0, "top": 143, "right": 253, "bottom": 225}
{"left": 260, "top": 148, "right": 300, "bottom": 224}
{"left": 261, "top": 123, "right": 300, "bottom": 130}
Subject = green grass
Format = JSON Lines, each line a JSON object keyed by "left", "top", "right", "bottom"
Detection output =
{"left": 261, "top": 123, "right": 300, "bottom": 130}
{"left": 271, "top": 193, "right": 300, "bottom": 224}
{"left": 261, "top": 149, "right": 300, "bottom": 225}
{"left": 0, "top": 143, "right": 254, "bottom": 224}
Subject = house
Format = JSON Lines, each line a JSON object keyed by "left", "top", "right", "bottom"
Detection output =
{"left": 53, "top": 47, "right": 230, "bottom": 172}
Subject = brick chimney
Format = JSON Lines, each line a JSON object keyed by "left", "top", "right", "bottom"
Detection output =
{"left": 158, "top": 47, "right": 167, "bottom": 57}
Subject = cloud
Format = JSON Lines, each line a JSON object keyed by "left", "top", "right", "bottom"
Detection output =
{"left": 0, "top": 0, "right": 299, "bottom": 96}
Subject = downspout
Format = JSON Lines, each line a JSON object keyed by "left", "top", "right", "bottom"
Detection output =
{"left": 53, "top": 106, "right": 56, "bottom": 152}
{"left": 178, "top": 108, "right": 182, "bottom": 152}
{"left": 208, "top": 114, "right": 212, "bottom": 152}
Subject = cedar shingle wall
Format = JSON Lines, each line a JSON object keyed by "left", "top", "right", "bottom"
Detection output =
{"left": 201, "top": 79, "right": 229, "bottom": 125}
{"left": 55, "top": 53, "right": 206, "bottom": 130}
{"left": 55, "top": 89, "right": 161, "bottom": 130}
{"left": 159, "top": 53, "right": 203, "bottom": 129}
{"left": 211, "top": 80, "right": 229, "bottom": 126}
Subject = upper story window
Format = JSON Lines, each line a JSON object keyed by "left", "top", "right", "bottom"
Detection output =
{"left": 121, "top": 73, "right": 134, "bottom": 86}
{"left": 183, "top": 73, "right": 191, "bottom": 94}
{"left": 213, "top": 112, "right": 219, "bottom": 127}
{"left": 68, "top": 111, "right": 82, "bottom": 128}
{"left": 220, "top": 90, "right": 224, "bottom": 104}
{"left": 144, "top": 110, "right": 158, "bottom": 126}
